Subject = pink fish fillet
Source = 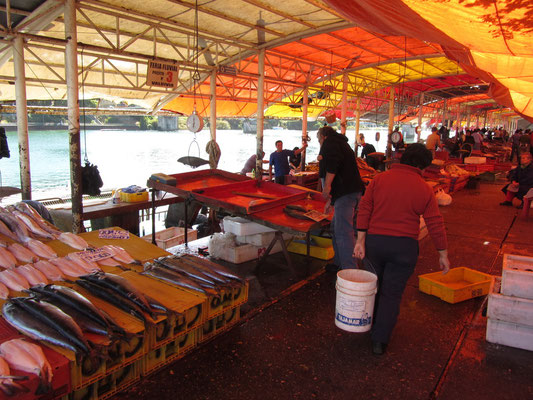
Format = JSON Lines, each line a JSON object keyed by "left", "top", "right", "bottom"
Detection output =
{"left": 57, "top": 232, "right": 88, "bottom": 250}
{"left": 0, "top": 339, "right": 53, "bottom": 390}
{"left": 66, "top": 253, "right": 101, "bottom": 273}
{"left": 0, "top": 281, "right": 8, "bottom": 299}
{"left": 0, "top": 269, "right": 30, "bottom": 291}
{"left": 7, "top": 243, "right": 39, "bottom": 263}
{"left": 102, "top": 245, "right": 137, "bottom": 264}
{"left": 0, "top": 247, "right": 17, "bottom": 269}
{"left": 49, "top": 257, "right": 87, "bottom": 277}
{"left": 16, "top": 265, "right": 49, "bottom": 286}
{"left": 12, "top": 211, "right": 55, "bottom": 240}
{"left": 33, "top": 260, "right": 66, "bottom": 281}
{"left": 26, "top": 239, "right": 57, "bottom": 259}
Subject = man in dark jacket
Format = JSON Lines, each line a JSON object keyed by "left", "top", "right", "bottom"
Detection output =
{"left": 318, "top": 126, "right": 364, "bottom": 271}
{"left": 500, "top": 152, "right": 533, "bottom": 207}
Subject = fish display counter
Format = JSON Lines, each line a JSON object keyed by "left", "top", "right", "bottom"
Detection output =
{"left": 0, "top": 202, "right": 249, "bottom": 399}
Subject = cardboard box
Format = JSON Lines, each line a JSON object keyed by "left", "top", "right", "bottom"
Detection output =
{"left": 418, "top": 267, "right": 493, "bottom": 304}
{"left": 142, "top": 227, "right": 198, "bottom": 249}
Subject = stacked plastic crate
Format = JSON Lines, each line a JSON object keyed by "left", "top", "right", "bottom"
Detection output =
{"left": 486, "top": 254, "right": 533, "bottom": 352}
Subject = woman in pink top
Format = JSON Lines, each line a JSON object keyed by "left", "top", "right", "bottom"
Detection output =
{"left": 354, "top": 143, "right": 450, "bottom": 355}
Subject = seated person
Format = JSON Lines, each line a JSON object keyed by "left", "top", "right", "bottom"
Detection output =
{"left": 500, "top": 152, "right": 533, "bottom": 207}
{"left": 240, "top": 151, "right": 267, "bottom": 175}
{"left": 289, "top": 147, "right": 302, "bottom": 170}
{"left": 358, "top": 134, "right": 376, "bottom": 159}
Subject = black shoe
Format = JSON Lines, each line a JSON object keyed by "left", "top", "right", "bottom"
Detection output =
{"left": 372, "top": 341, "right": 387, "bottom": 355}
{"left": 325, "top": 263, "right": 339, "bottom": 273}
{"left": 500, "top": 201, "right": 513, "bottom": 206}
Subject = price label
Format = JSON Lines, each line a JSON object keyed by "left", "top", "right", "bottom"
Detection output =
{"left": 98, "top": 229, "right": 130, "bottom": 240}
{"left": 77, "top": 248, "right": 113, "bottom": 263}
{"left": 304, "top": 210, "right": 329, "bottom": 222}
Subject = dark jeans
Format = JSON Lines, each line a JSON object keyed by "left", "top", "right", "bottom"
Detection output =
{"left": 275, "top": 175, "right": 285, "bottom": 185}
{"left": 365, "top": 234, "right": 419, "bottom": 344}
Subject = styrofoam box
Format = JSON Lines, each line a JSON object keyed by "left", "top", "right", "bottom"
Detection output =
{"left": 486, "top": 318, "right": 533, "bottom": 352}
{"left": 502, "top": 254, "right": 533, "bottom": 300}
{"left": 488, "top": 277, "right": 533, "bottom": 327}
{"left": 236, "top": 232, "right": 293, "bottom": 247}
{"left": 464, "top": 156, "right": 487, "bottom": 164}
{"left": 223, "top": 216, "right": 276, "bottom": 236}
{"left": 221, "top": 242, "right": 283, "bottom": 264}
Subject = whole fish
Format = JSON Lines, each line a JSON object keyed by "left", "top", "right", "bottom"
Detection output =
{"left": 25, "top": 240, "right": 57, "bottom": 259}
{"left": 0, "top": 339, "right": 52, "bottom": 395}
{"left": 16, "top": 265, "right": 49, "bottom": 286}
{"left": 66, "top": 253, "right": 100, "bottom": 273}
{"left": 0, "top": 219, "right": 19, "bottom": 242}
{"left": 12, "top": 211, "right": 55, "bottom": 240}
{"left": 28, "top": 285, "right": 115, "bottom": 337}
{"left": 178, "top": 256, "right": 234, "bottom": 285}
{"left": 57, "top": 233, "right": 88, "bottom": 250}
{"left": 0, "top": 212, "right": 31, "bottom": 243}
{"left": 33, "top": 260, "right": 66, "bottom": 282}
{"left": 7, "top": 243, "right": 39, "bottom": 264}
{"left": 183, "top": 254, "right": 244, "bottom": 282}
{"left": 0, "top": 269, "right": 30, "bottom": 291}
{"left": 142, "top": 263, "right": 216, "bottom": 296}
{"left": 13, "top": 203, "right": 61, "bottom": 236}
{"left": 0, "top": 281, "right": 8, "bottom": 299}
{"left": 0, "top": 247, "right": 18, "bottom": 269}
{"left": 155, "top": 257, "right": 218, "bottom": 286}
{"left": 75, "top": 279, "right": 148, "bottom": 324}
{"left": 28, "top": 285, "right": 126, "bottom": 338}
{"left": 101, "top": 245, "right": 140, "bottom": 265}
{"left": 3, "top": 298, "right": 91, "bottom": 357}
{"left": 49, "top": 257, "right": 87, "bottom": 277}
{"left": 79, "top": 273, "right": 156, "bottom": 319}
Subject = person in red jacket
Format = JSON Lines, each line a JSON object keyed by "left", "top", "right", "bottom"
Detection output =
{"left": 354, "top": 143, "right": 450, "bottom": 355}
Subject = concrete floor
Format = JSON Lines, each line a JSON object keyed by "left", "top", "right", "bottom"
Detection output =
{"left": 114, "top": 180, "right": 533, "bottom": 400}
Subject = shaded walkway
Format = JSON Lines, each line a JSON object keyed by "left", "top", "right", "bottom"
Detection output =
{"left": 115, "top": 181, "right": 533, "bottom": 400}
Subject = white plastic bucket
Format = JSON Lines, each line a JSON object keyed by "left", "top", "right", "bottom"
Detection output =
{"left": 335, "top": 269, "right": 378, "bottom": 332}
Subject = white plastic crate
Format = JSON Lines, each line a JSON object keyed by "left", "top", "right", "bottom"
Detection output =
{"left": 502, "top": 254, "right": 533, "bottom": 300}
{"left": 222, "top": 216, "right": 275, "bottom": 236}
{"left": 486, "top": 318, "right": 533, "bottom": 352}
{"left": 487, "top": 277, "right": 533, "bottom": 327}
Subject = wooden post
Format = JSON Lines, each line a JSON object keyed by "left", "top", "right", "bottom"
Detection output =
{"left": 256, "top": 48, "right": 265, "bottom": 180}
{"left": 65, "top": 0, "right": 82, "bottom": 233}
{"left": 386, "top": 88, "right": 394, "bottom": 159}
{"left": 341, "top": 72, "right": 348, "bottom": 135}
{"left": 301, "top": 85, "right": 308, "bottom": 171}
{"left": 13, "top": 36, "right": 31, "bottom": 200}
{"left": 417, "top": 92, "right": 424, "bottom": 142}
{"left": 210, "top": 68, "right": 217, "bottom": 142}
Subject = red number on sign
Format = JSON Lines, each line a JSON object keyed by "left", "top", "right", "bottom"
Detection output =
{"left": 166, "top": 71, "right": 173, "bottom": 82}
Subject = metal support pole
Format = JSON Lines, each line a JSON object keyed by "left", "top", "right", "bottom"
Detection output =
{"left": 466, "top": 107, "right": 471, "bottom": 130}
{"left": 65, "top": 0, "right": 82, "bottom": 233}
{"left": 386, "top": 88, "right": 394, "bottom": 159}
{"left": 210, "top": 68, "right": 217, "bottom": 142}
{"left": 13, "top": 36, "right": 31, "bottom": 200}
{"left": 256, "top": 48, "right": 265, "bottom": 180}
{"left": 301, "top": 85, "right": 308, "bottom": 170}
{"left": 340, "top": 72, "right": 348, "bottom": 135}
{"left": 442, "top": 99, "right": 447, "bottom": 127}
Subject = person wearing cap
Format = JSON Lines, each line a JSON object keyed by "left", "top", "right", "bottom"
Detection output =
{"left": 354, "top": 143, "right": 450, "bottom": 355}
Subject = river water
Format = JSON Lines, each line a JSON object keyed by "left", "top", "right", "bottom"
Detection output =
{"left": 1, "top": 127, "right": 389, "bottom": 202}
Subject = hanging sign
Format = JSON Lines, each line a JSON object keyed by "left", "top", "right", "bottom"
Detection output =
{"left": 146, "top": 61, "right": 179, "bottom": 88}
{"left": 218, "top": 65, "right": 238, "bottom": 76}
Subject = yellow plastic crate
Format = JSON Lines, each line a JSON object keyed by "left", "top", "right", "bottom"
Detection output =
{"left": 120, "top": 190, "right": 149, "bottom": 203}
{"left": 418, "top": 267, "right": 493, "bottom": 304}
{"left": 287, "top": 235, "right": 334, "bottom": 260}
